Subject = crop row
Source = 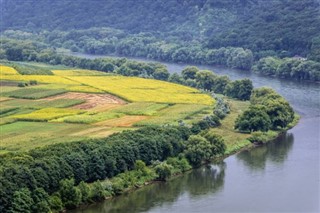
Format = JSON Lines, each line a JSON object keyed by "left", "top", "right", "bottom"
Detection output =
{"left": 11, "top": 108, "right": 83, "bottom": 121}
{"left": 66, "top": 76, "right": 214, "bottom": 105}
{"left": 3, "top": 88, "right": 67, "bottom": 99}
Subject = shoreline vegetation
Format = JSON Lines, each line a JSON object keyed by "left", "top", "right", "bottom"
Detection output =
{"left": 0, "top": 59, "right": 298, "bottom": 213}
{"left": 71, "top": 108, "right": 300, "bottom": 213}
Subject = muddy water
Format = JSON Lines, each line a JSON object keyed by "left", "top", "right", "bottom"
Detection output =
{"left": 71, "top": 53, "right": 320, "bottom": 213}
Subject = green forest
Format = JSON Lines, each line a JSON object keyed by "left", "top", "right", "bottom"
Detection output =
{"left": 0, "top": 0, "right": 315, "bottom": 212}
{"left": 1, "top": 0, "right": 320, "bottom": 81}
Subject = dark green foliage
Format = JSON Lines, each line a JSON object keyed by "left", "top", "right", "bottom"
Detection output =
{"left": 9, "top": 188, "right": 34, "bottom": 213}
{"left": 184, "top": 135, "right": 213, "bottom": 167}
{"left": 253, "top": 57, "right": 320, "bottom": 81}
{"left": 235, "top": 105, "right": 272, "bottom": 132}
{"left": 203, "top": 132, "right": 226, "bottom": 156}
{"left": 235, "top": 87, "right": 294, "bottom": 132}
{"left": 182, "top": 66, "right": 199, "bottom": 80}
{"left": 3, "top": 0, "right": 319, "bottom": 59}
{"left": 0, "top": 126, "right": 190, "bottom": 212}
{"left": 224, "top": 79, "right": 253, "bottom": 100}
{"left": 31, "top": 188, "right": 50, "bottom": 213}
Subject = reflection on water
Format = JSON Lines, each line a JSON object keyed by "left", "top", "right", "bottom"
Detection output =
{"left": 72, "top": 163, "right": 226, "bottom": 213}
{"left": 236, "top": 133, "right": 294, "bottom": 170}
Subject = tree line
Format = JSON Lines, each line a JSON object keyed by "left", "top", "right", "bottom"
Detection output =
{"left": 0, "top": 125, "right": 226, "bottom": 212}
{"left": 3, "top": 30, "right": 320, "bottom": 82}
{"left": 2, "top": 0, "right": 320, "bottom": 59}
{"left": 1, "top": 38, "right": 254, "bottom": 101}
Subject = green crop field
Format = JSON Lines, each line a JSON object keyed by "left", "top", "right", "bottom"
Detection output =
{"left": 0, "top": 63, "right": 215, "bottom": 153}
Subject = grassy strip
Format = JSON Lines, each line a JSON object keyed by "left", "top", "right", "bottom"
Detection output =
{"left": 135, "top": 104, "right": 210, "bottom": 126}
{"left": 10, "top": 108, "right": 83, "bottom": 122}
{"left": 111, "top": 102, "right": 169, "bottom": 116}
{"left": 55, "top": 112, "right": 123, "bottom": 124}
{"left": 2, "top": 99, "right": 85, "bottom": 109}
{"left": 3, "top": 88, "right": 67, "bottom": 99}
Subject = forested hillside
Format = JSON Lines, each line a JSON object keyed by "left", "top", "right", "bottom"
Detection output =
{"left": 1, "top": 0, "right": 320, "bottom": 81}
{"left": 2, "top": 0, "right": 320, "bottom": 57}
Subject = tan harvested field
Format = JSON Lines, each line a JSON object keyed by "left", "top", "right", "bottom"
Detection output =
{"left": 43, "top": 92, "right": 126, "bottom": 109}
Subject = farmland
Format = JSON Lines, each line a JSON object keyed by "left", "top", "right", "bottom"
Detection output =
{"left": 0, "top": 64, "right": 215, "bottom": 153}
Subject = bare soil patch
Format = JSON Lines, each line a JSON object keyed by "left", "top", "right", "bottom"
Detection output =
{"left": 43, "top": 92, "right": 126, "bottom": 109}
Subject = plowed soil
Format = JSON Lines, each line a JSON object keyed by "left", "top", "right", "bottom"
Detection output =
{"left": 43, "top": 92, "right": 126, "bottom": 109}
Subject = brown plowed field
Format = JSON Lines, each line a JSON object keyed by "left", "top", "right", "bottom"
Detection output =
{"left": 43, "top": 92, "right": 126, "bottom": 109}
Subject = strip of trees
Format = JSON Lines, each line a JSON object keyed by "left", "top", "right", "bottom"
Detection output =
{"left": 0, "top": 125, "right": 226, "bottom": 212}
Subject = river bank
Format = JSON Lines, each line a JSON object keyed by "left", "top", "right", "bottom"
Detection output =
{"left": 69, "top": 99, "right": 300, "bottom": 213}
{"left": 68, "top": 53, "right": 318, "bottom": 213}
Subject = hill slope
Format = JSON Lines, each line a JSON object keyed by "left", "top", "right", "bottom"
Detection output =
{"left": 2, "top": 0, "right": 320, "bottom": 56}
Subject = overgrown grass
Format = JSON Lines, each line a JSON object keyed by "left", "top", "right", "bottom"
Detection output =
{"left": 53, "top": 69, "right": 110, "bottom": 76}
{"left": 210, "top": 98, "right": 251, "bottom": 153}
{"left": 55, "top": 111, "right": 123, "bottom": 124}
{"left": 0, "top": 121, "right": 90, "bottom": 152}
{"left": 3, "top": 88, "right": 66, "bottom": 99}
{"left": 136, "top": 104, "right": 210, "bottom": 126}
{"left": 111, "top": 102, "right": 169, "bottom": 116}
{"left": 2, "top": 98, "right": 85, "bottom": 109}
{"left": 10, "top": 107, "right": 83, "bottom": 121}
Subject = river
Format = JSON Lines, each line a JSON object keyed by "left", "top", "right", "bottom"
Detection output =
{"left": 70, "top": 53, "right": 320, "bottom": 213}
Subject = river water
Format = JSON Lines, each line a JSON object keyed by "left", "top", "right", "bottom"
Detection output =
{"left": 71, "top": 53, "right": 320, "bottom": 213}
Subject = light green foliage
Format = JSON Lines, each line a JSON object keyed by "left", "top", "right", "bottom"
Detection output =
{"left": 59, "top": 179, "right": 82, "bottom": 209}
{"left": 154, "top": 162, "right": 173, "bottom": 181}
{"left": 49, "top": 195, "right": 63, "bottom": 213}
{"left": 184, "top": 135, "right": 213, "bottom": 167}
{"left": 9, "top": 188, "right": 34, "bottom": 213}
{"left": 90, "top": 181, "right": 106, "bottom": 202}
{"left": 77, "top": 182, "right": 91, "bottom": 203}
{"left": 31, "top": 188, "right": 50, "bottom": 213}
{"left": 166, "top": 157, "right": 192, "bottom": 174}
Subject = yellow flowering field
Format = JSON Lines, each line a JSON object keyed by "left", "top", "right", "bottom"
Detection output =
{"left": 66, "top": 85, "right": 104, "bottom": 93}
{"left": 0, "top": 65, "right": 19, "bottom": 75}
{"left": 67, "top": 76, "right": 214, "bottom": 105}
{"left": 11, "top": 108, "right": 83, "bottom": 121}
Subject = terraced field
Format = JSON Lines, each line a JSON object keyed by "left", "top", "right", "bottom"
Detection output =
{"left": 0, "top": 64, "right": 215, "bottom": 153}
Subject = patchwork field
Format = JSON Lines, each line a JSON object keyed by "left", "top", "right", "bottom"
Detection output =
{"left": 0, "top": 64, "right": 215, "bottom": 153}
